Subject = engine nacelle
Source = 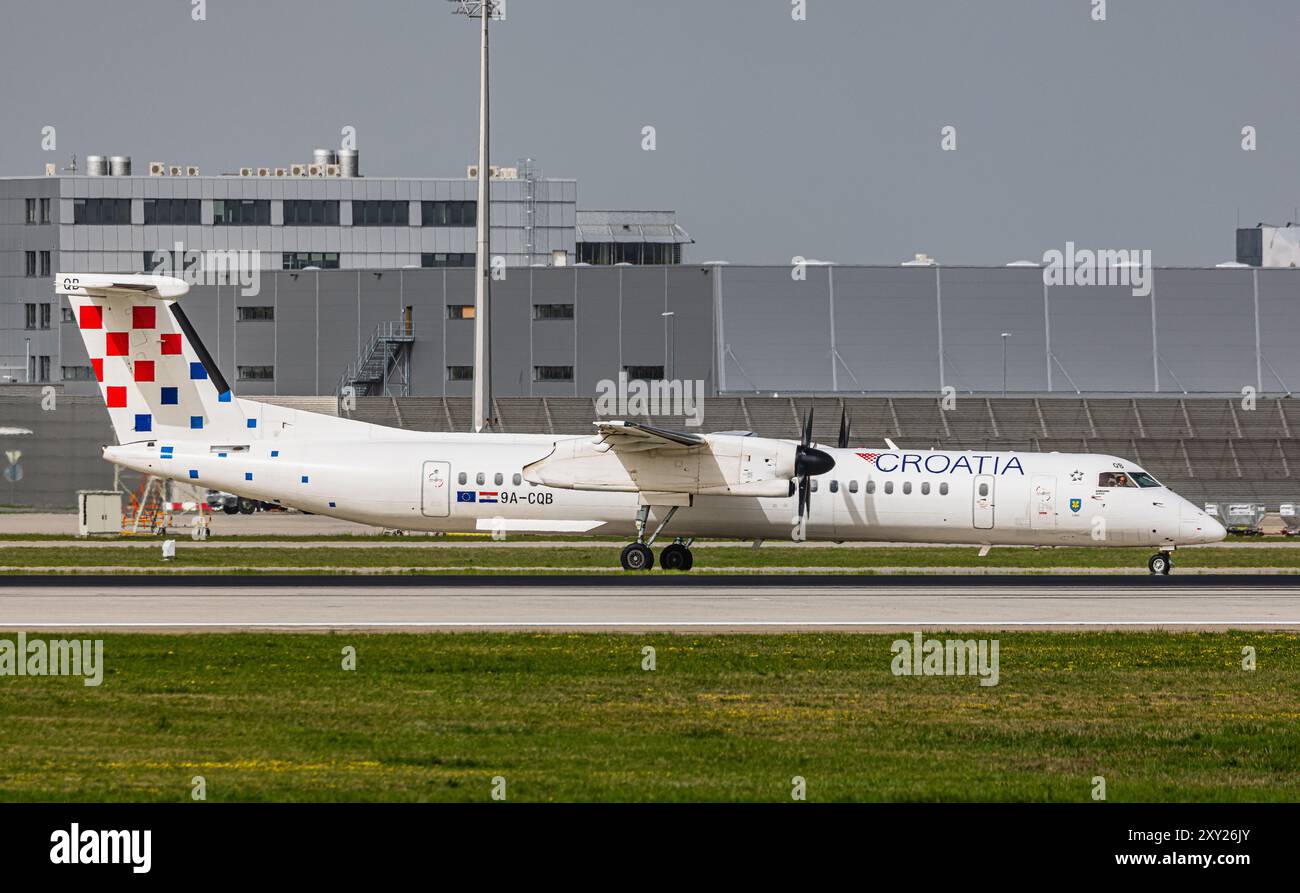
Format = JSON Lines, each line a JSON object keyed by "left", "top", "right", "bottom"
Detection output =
{"left": 523, "top": 433, "right": 798, "bottom": 498}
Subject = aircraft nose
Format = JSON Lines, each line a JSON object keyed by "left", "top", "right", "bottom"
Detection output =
{"left": 1180, "top": 500, "right": 1226, "bottom": 543}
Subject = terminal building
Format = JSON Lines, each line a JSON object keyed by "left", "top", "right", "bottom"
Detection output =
{"left": 0, "top": 148, "right": 692, "bottom": 387}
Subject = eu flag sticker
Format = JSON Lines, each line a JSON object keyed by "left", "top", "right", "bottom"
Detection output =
{"left": 1069, "top": 498, "right": 1082, "bottom": 513}
{"left": 457, "top": 491, "right": 477, "bottom": 503}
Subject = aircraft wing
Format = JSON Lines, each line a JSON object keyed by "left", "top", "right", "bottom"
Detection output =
{"left": 592, "top": 420, "right": 706, "bottom": 452}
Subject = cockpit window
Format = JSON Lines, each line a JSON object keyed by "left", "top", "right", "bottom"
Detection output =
{"left": 1130, "top": 471, "right": 1162, "bottom": 488}
{"left": 1098, "top": 471, "right": 1137, "bottom": 488}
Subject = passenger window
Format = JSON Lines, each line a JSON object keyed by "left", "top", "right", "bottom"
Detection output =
{"left": 494, "top": 473, "right": 503, "bottom": 486}
{"left": 848, "top": 480, "right": 859, "bottom": 494}
{"left": 457, "top": 472, "right": 467, "bottom": 485}
{"left": 940, "top": 482, "right": 949, "bottom": 495}
{"left": 921, "top": 482, "right": 931, "bottom": 495}
{"left": 811, "top": 479, "right": 819, "bottom": 492}
{"left": 978, "top": 483, "right": 989, "bottom": 497}
{"left": 829, "top": 480, "right": 839, "bottom": 493}
{"left": 476, "top": 472, "right": 485, "bottom": 485}
{"left": 884, "top": 481, "right": 894, "bottom": 495}
{"left": 865, "top": 480, "right": 876, "bottom": 494}
{"left": 1098, "top": 471, "right": 1137, "bottom": 488}
{"left": 513, "top": 473, "right": 522, "bottom": 486}
{"left": 903, "top": 482, "right": 912, "bottom": 495}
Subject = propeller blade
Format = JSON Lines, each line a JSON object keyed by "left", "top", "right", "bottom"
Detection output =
{"left": 838, "top": 409, "right": 850, "bottom": 449}
{"left": 802, "top": 407, "right": 813, "bottom": 448}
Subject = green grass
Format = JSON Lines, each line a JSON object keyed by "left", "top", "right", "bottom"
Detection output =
{"left": 2, "top": 543, "right": 1300, "bottom": 573}
{"left": 0, "top": 632, "right": 1296, "bottom": 802}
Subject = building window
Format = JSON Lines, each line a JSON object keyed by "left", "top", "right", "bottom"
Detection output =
{"left": 282, "top": 200, "right": 339, "bottom": 226}
{"left": 25, "top": 198, "right": 36, "bottom": 224}
{"left": 37, "top": 356, "right": 50, "bottom": 383}
{"left": 40, "top": 198, "right": 51, "bottom": 224}
{"left": 533, "top": 303, "right": 574, "bottom": 320}
{"left": 237, "top": 306, "right": 275, "bottom": 322}
{"left": 352, "top": 200, "right": 409, "bottom": 226}
{"left": 24, "top": 251, "right": 36, "bottom": 277}
{"left": 420, "top": 253, "right": 474, "bottom": 268}
{"left": 24, "top": 304, "right": 36, "bottom": 329}
{"left": 421, "top": 200, "right": 476, "bottom": 227}
{"left": 213, "top": 199, "right": 270, "bottom": 226}
{"left": 39, "top": 251, "right": 51, "bottom": 277}
{"left": 623, "top": 365, "right": 665, "bottom": 381}
{"left": 144, "top": 251, "right": 202, "bottom": 274}
{"left": 533, "top": 365, "right": 574, "bottom": 383}
{"left": 237, "top": 365, "right": 275, "bottom": 381}
{"left": 447, "top": 366, "right": 474, "bottom": 381}
{"left": 577, "top": 242, "right": 681, "bottom": 266}
{"left": 61, "top": 365, "right": 95, "bottom": 381}
{"left": 72, "top": 198, "right": 131, "bottom": 225}
{"left": 282, "top": 252, "right": 339, "bottom": 270}
{"left": 143, "top": 198, "right": 201, "bottom": 225}
{"left": 447, "top": 305, "right": 476, "bottom": 320}
{"left": 61, "top": 306, "right": 75, "bottom": 323}
{"left": 40, "top": 304, "right": 51, "bottom": 329}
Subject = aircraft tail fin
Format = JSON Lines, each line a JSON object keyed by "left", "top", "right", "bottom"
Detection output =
{"left": 56, "top": 273, "right": 252, "bottom": 445}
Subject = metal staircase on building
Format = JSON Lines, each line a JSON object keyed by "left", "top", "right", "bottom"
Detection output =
{"left": 337, "top": 320, "right": 416, "bottom": 399}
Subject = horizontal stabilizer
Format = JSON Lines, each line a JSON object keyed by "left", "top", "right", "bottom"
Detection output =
{"left": 55, "top": 273, "right": 189, "bottom": 301}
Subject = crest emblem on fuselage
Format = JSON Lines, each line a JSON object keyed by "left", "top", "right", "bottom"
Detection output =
{"left": 1069, "top": 498, "right": 1082, "bottom": 513}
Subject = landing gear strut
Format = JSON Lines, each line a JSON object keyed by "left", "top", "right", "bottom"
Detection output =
{"left": 619, "top": 505, "right": 694, "bottom": 571}
{"left": 1148, "top": 551, "right": 1173, "bottom": 575}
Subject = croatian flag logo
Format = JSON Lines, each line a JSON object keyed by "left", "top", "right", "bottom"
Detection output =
{"left": 479, "top": 492, "right": 499, "bottom": 504}
{"left": 856, "top": 452, "right": 882, "bottom": 466}
{"left": 457, "top": 491, "right": 477, "bottom": 503}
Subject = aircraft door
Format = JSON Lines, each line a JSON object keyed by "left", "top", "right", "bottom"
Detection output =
{"left": 973, "top": 475, "right": 995, "bottom": 529}
{"left": 422, "top": 461, "right": 451, "bottom": 518}
{"left": 1030, "top": 474, "right": 1057, "bottom": 530}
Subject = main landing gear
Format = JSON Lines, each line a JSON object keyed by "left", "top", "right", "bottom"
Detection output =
{"left": 619, "top": 504, "right": 695, "bottom": 571}
{"left": 1148, "top": 551, "right": 1174, "bottom": 575}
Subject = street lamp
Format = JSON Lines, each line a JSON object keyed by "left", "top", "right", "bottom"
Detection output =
{"left": 1000, "top": 332, "right": 1012, "bottom": 397}
{"left": 449, "top": 0, "right": 502, "bottom": 432}
{"left": 661, "top": 311, "right": 676, "bottom": 380}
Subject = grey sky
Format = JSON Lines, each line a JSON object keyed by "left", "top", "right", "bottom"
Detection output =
{"left": 2, "top": 0, "right": 1295, "bottom": 264}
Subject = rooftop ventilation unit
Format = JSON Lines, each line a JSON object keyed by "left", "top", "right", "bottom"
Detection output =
{"left": 325, "top": 164, "right": 340, "bottom": 177}
{"left": 169, "top": 165, "right": 184, "bottom": 177}
{"left": 290, "top": 164, "right": 307, "bottom": 177}
{"left": 274, "top": 168, "right": 288, "bottom": 177}
{"left": 307, "top": 163, "right": 324, "bottom": 177}
{"left": 239, "top": 167, "right": 254, "bottom": 177}
{"left": 496, "top": 167, "right": 518, "bottom": 180}
{"left": 186, "top": 166, "right": 200, "bottom": 177}
{"left": 149, "top": 162, "right": 167, "bottom": 176}
{"left": 256, "top": 167, "right": 271, "bottom": 177}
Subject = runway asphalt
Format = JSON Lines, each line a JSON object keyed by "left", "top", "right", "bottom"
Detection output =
{"left": 2, "top": 574, "right": 1299, "bottom": 631}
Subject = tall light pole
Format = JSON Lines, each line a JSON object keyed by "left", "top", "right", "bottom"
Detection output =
{"left": 451, "top": 0, "right": 499, "bottom": 432}
{"left": 1000, "top": 332, "right": 1012, "bottom": 397}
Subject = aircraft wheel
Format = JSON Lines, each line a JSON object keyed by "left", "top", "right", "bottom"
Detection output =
{"left": 238, "top": 498, "right": 257, "bottom": 515}
{"left": 620, "top": 543, "right": 654, "bottom": 571}
{"left": 1148, "top": 552, "right": 1172, "bottom": 575}
{"left": 659, "top": 543, "right": 691, "bottom": 571}
{"left": 681, "top": 549, "right": 694, "bottom": 571}
{"left": 222, "top": 504, "right": 239, "bottom": 515}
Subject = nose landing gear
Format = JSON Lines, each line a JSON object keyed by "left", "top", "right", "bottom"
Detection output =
{"left": 1147, "top": 551, "right": 1173, "bottom": 575}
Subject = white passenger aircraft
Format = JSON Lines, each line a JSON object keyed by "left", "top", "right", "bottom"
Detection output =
{"left": 58, "top": 273, "right": 1225, "bottom": 574}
